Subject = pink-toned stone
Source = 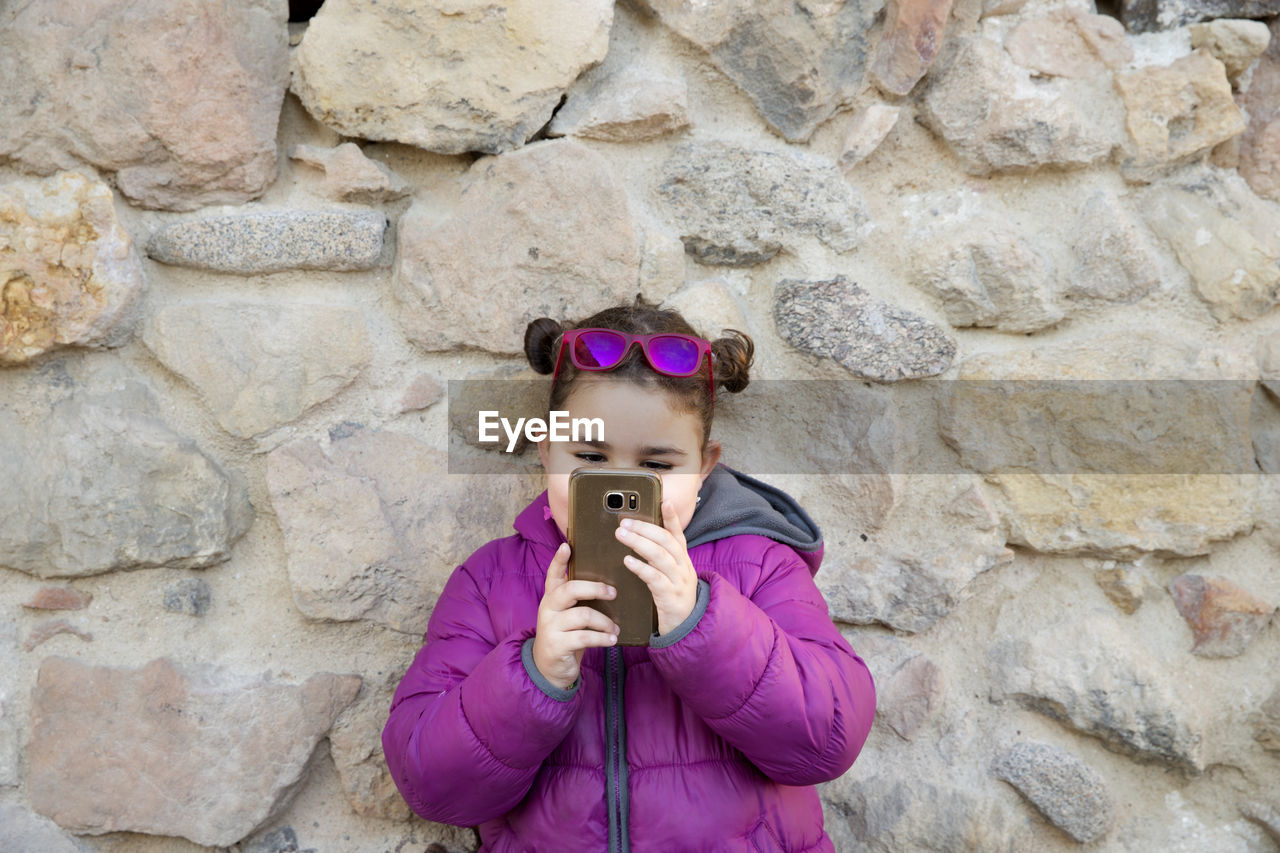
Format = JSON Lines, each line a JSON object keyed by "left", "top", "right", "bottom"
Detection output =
{"left": 1005, "top": 10, "right": 1132, "bottom": 78}
{"left": 871, "top": 0, "right": 957, "bottom": 96}
{"left": 22, "top": 619, "right": 92, "bottom": 652}
{"left": 23, "top": 587, "right": 93, "bottom": 611}
{"left": 290, "top": 142, "right": 410, "bottom": 204}
{"left": 1, "top": 172, "right": 145, "bottom": 365}
{"left": 398, "top": 374, "right": 443, "bottom": 414}
{"left": 27, "top": 657, "right": 360, "bottom": 847}
{"left": 1238, "top": 20, "right": 1280, "bottom": 202}
{"left": 0, "top": 0, "right": 288, "bottom": 211}
{"left": 1168, "top": 574, "right": 1276, "bottom": 657}
{"left": 880, "top": 654, "right": 943, "bottom": 740}
{"left": 329, "top": 675, "right": 411, "bottom": 820}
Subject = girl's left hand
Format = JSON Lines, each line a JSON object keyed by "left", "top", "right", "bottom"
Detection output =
{"left": 616, "top": 499, "right": 698, "bottom": 636}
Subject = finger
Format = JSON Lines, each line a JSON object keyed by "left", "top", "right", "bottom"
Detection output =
{"left": 550, "top": 579, "right": 617, "bottom": 610}
{"left": 553, "top": 606, "right": 621, "bottom": 635}
{"left": 560, "top": 629, "right": 621, "bottom": 650}
{"left": 623, "top": 553, "right": 665, "bottom": 589}
{"left": 544, "top": 543, "right": 571, "bottom": 593}
{"left": 616, "top": 521, "right": 679, "bottom": 575}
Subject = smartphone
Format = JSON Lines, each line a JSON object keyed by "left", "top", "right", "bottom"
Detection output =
{"left": 567, "top": 468, "right": 662, "bottom": 646}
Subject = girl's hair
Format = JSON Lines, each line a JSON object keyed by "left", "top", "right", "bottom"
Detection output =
{"left": 523, "top": 298, "right": 754, "bottom": 447}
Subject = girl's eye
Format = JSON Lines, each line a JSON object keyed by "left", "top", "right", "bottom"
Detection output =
{"left": 575, "top": 452, "right": 606, "bottom": 464}
{"left": 641, "top": 460, "right": 673, "bottom": 471}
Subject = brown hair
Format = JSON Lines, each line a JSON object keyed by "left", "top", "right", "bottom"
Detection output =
{"left": 523, "top": 298, "right": 753, "bottom": 447}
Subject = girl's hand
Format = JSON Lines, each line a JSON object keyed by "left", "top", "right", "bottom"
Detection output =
{"left": 616, "top": 499, "right": 699, "bottom": 636}
{"left": 531, "top": 543, "right": 620, "bottom": 691}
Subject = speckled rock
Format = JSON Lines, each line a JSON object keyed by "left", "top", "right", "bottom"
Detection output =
{"left": 163, "top": 577, "right": 212, "bottom": 616}
{"left": 919, "top": 37, "right": 1120, "bottom": 174}
{"left": 774, "top": 276, "right": 955, "bottom": 382}
{"left": 395, "top": 140, "right": 642, "bottom": 353}
{"left": 146, "top": 210, "right": 386, "bottom": 274}
{"left": 27, "top": 657, "right": 360, "bottom": 847}
{"left": 142, "top": 300, "right": 371, "bottom": 438}
{"left": 291, "top": 0, "right": 613, "bottom": 154}
{"left": 290, "top": 143, "right": 411, "bottom": 204}
{"left": 1168, "top": 574, "right": 1276, "bottom": 657}
{"left": 659, "top": 142, "right": 868, "bottom": 266}
{"left": 0, "top": 359, "right": 252, "bottom": 578}
{"left": 1, "top": 172, "right": 145, "bottom": 365}
{"left": 633, "top": 0, "right": 881, "bottom": 142}
{"left": 1115, "top": 51, "right": 1245, "bottom": 181}
{"left": 0, "top": 0, "right": 288, "bottom": 211}
{"left": 870, "top": 0, "right": 956, "bottom": 95}
{"left": 992, "top": 741, "right": 1114, "bottom": 843}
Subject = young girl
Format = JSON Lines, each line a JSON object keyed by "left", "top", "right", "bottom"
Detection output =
{"left": 383, "top": 302, "right": 876, "bottom": 852}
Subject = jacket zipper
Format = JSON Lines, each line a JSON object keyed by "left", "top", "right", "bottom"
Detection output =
{"left": 605, "top": 646, "right": 629, "bottom": 853}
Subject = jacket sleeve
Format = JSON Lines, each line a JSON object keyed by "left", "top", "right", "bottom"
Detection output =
{"left": 646, "top": 542, "right": 876, "bottom": 786}
{"left": 382, "top": 554, "right": 584, "bottom": 826}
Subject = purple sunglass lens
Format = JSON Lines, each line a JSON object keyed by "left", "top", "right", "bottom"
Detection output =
{"left": 574, "top": 331, "right": 628, "bottom": 369}
{"left": 647, "top": 336, "right": 701, "bottom": 375}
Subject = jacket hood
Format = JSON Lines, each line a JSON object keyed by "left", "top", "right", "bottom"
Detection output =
{"left": 514, "top": 464, "right": 824, "bottom": 575}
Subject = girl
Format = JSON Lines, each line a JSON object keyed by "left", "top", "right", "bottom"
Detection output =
{"left": 383, "top": 302, "right": 876, "bottom": 852}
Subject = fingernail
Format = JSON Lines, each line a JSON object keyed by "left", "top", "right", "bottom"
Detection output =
{"left": 617, "top": 527, "right": 629, "bottom": 539}
{"left": 609, "top": 634, "right": 618, "bottom": 644}
{"left": 620, "top": 518, "right": 632, "bottom": 528}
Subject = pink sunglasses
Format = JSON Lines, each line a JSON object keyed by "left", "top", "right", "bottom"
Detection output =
{"left": 552, "top": 328, "right": 715, "bottom": 401}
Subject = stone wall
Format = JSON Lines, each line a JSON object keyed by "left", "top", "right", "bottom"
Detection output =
{"left": 2, "top": 0, "right": 1280, "bottom": 850}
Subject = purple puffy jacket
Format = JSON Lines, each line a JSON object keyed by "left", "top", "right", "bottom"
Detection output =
{"left": 384, "top": 466, "right": 876, "bottom": 852}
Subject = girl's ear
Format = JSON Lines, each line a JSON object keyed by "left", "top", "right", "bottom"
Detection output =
{"left": 699, "top": 440, "right": 721, "bottom": 481}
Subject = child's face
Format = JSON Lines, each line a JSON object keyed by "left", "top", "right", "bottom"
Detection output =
{"left": 538, "top": 377, "right": 721, "bottom": 537}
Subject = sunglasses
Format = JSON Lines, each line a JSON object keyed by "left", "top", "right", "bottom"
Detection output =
{"left": 552, "top": 328, "right": 715, "bottom": 400}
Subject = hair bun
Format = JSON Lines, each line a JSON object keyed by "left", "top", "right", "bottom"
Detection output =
{"left": 711, "top": 329, "right": 754, "bottom": 393}
{"left": 524, "top": 318, "right": 565, "bottom": 374}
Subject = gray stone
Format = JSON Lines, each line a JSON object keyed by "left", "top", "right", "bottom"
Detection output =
{"left": 0, "top": 359, "right": 253, "bottom": 578}
{"left": 266, "top": 426, "right": 542, "bottom": 633}
{"left": 919, "top": 37, "right": 1119, "bottom": 175}
{"left": 1, "top": 172, "right": 146, "bottom": 366}
{"left": 0, "top": 0, "right": 288, "bottom": 211}
{"left": 0, "top": 803, "right": 95, "bottom": 853}
{"left": 242, "top": 826, "right": 316, "bottom": 853}
{"left": 879, "top": 654, "right": 943, "bottom": 740}
{"left": 291, "top": 0, "right": 613, "bottom": 155}
{"left": 659, "top": 142, "right": 869, "bottom": 266}
{"left": 27, "top": 656, "right": 360, "bottom": 847}
{"left": 329, "top": 673, "right": 411, "bottom": 820}
{"left": 1121, "top": 0, "right": 1280, "bottom": 34}
{"left": 989, "top": 612, "right": 1205, "bottom": 772}
{"left": 290, "top": 143, "right": 411, "bottom": 204}
{"left": 0, "top": 622, "right": 18, "bottom": 787}
{"left": 163, "top": 577, "right": 212, "bottom": 616}
{"left": 146, "top": 209, "right": 386, "bottom": 274}
{"left": 774, "top": 276, "right": 955, "bottom": 382}
{"left": 633, "top": 0, "right": 882, "bottom": 142}
{"left": 917, "top": 230, "right": 1065, "bottom": 333}
{"left": 143, "top": 300, "right": 371, "bottom": 439}
{"left": 1065, "top": 191, "right": 1163, "bottom": 304}
{"left": 992, "top": 741, "right": 1114, "bottom": 843}
{"left": 547, "top": 66, "right": 690, "bottom": 142}
{"left": 394, "top": 140, "right": 642, "bottom": 354}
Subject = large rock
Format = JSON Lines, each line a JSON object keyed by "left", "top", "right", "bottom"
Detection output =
{"left": 27, "top": 657, "right": 360, "bottom": 847}
{"left": 291, "top": 0, "right": 612, "bottom": 155}
{"left": 1120, "top": 0, "right": 1280, "bottom": 34}
{"left": 143, "top": 300, "right": 371, "bottom": 439}
{"left": 633, "top": 0, "right": 882, "bottom": 142}
{"left": 989, "top": 611, "right": 1205, "bottom": 772}
{"left": 774, "top": 276, "right": 955, "bottom": 382}
{"left": 1168, "top": 574, "right": 1276, "bottom": 657}
{"left": 870, "top": 0, "right": 956, "bottom": 95}
{"left": 1239, "top": 20, "right": 1280, "bottom": 202}
{"left": 146, "top": 210, "right": 386, "bottom": 274}
{"left": 394, "top": 140, "right": 642, "bottom": 354}
{"left": 658, "top": 142, "right": 869, "bottom": 266}
{"left": 1064, "top": 190, "right": 1163, "bottom": 304}
{"left": 0, "top": 359, "right": 252, "bottom": 577}
{"left": 266, "top": 426, "right": 542, "bottom": 633}
{"left": 940, "top": 333, "right": 1258, "bottom": 557}
{"left": 0, "top": 0, "right": 287, "bottom": 211}
{"left": 992, "top": 741, "right": 1114, "bottom": 843}
{"left": 1004, "top": 9, "right": 1132, "bottom": 78}
{"left": 1140, "top": 170, "right": 1280, "bottom": 321}
{"left": 1, "top": 172, "right": 144, "bottom": 366}
{"left": 1114, "top": 50, "right": 1245, "bottom": 181}
{"left": 329, "top": 673, "right": 411, "bottom": 820}
{"left": 1190, "top": 19, "right": 1271, "bottom": 77}
{"left": 919, "top": 37, "right": 1119, "bottom": 174}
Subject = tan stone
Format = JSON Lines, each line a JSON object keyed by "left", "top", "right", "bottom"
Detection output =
{"left": 548, "top": 67, "right": 690, "bottom": 142}
{"left": 1190, "top": 19, "right": 1270, "bottom": 78}
{"left": 839, "top": 103, "right": 901, "bottom": 168}
{"left": 292, "top": 0, "right": 613, "bottom": 155}
{"left": 1005, "top": 10, "right": 1132, "bottom": 79}
{"left": 1168, "top": 574, "right": 1276, "bottom": 657}
{"left": 329, "top": 675, "right": 411, "bottom": 820}
{"left": 870, "top": 0, "right": 956, "bottom": 96}
{"left": 1088, "top": 557, "right": 1155, "bottom": 614}
{"left": 660, "top": 279, "right": 748, "bottom": 340}
{"left": 0, "top": 172, "right": 144, "bottom": 365}
{"left": 0, "top": 0, "right": 287, "bottom": 211}
{"left": 290, "top": 142, "right": 411, "bottom": 203}
{"left": 1115, "top": 50, "right": 1246, "bottom": 181}
{"left": 880, "top": 654, "right": 943, "bottom": 740}
{"left": 394, "top": 140, "right": 642, "bottom": 353}
{"left": 27, "top": 657, "right": 360, "bottom": 847}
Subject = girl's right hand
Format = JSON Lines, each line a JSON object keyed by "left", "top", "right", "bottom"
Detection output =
{"left": 531, "top": 543, "right": 620, "bottom": 691}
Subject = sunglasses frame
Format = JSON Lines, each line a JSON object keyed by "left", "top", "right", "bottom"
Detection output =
{"left": 552, "top": 328, "right": 716, "bottom": 406}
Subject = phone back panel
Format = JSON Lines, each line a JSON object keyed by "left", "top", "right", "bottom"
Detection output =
{"left": 568, "top": 468, "right": 661, "bottom": 646}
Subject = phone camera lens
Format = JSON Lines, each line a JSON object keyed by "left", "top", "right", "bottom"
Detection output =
{"left": 605, "top": 491, "right": 624, "bottom": 511}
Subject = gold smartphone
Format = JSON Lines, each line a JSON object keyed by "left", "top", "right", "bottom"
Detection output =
{"left": 567, "top": 468, "right": 662, "bottom": 646}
